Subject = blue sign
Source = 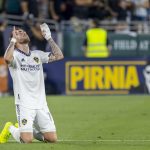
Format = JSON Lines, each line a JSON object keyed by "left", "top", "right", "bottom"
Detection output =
{"left": 8, "top": 58, "right": 150, "bottom": 95}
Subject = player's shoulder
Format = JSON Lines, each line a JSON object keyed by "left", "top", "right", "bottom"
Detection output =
{"left": 31, "top": 50, "right": 40, "bottom": 53}
{"left": 14, "top": 49, "right": 20, "bottom": 57}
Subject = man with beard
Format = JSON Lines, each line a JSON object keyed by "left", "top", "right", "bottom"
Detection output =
{"left": 0, "top": 23, "right": 64, "bottom": 143}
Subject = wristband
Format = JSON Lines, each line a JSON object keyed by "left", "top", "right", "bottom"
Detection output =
{"left": 10, "top": 38, "right": 17, "bottom": 43}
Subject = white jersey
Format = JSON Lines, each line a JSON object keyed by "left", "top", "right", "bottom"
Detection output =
{"left": 9, "top": 49, "right": 51, "bottom": 109}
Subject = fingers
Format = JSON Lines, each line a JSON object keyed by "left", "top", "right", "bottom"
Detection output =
{"left": 41, "top": 23, "right": 47, "bottom": 26}
{"left": 12, "top": 26, "right": 18, "bottom": 39}
{"left": 13, "top": 26, "right": 15, "bottom": 31}
{"left": 40, "top": 23, "right": 51, "bottom": 40}
{"left": 12, "top": 26, "right": 16, "bottom": 35}
{"left": 13, "top": 26, "right": 16, "bottom": 35}
{"left": 40, "top": 23, "right": 49, "bottom": 30}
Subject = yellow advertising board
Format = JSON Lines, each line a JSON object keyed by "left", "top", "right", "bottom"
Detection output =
{"left": 66, "top": 61, "right": 146, "bottom": 95}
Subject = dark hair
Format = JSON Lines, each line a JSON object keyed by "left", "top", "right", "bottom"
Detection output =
{"left": 146, "top": 60, "right": 150, "bottom": 66}
{"left": 92, "top": 19, "right": 100, "bottom": 27}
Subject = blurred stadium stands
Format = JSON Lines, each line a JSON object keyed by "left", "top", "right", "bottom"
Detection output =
{"left": 0, "top": 14, "right": 150, "bottom": 57}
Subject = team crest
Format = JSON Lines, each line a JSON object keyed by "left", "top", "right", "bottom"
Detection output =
{"left": 22, "top": 119, "right": 27, "bottom": 125}
{"left": 21, "top": 58, "right": 25, "bottom": 62}
{"left": 33, "top": 57, "right": 39, "bottom": 63}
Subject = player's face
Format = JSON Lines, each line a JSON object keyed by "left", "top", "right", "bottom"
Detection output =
{"left": 15, "top": 29, "right": 30, "bottom": 44}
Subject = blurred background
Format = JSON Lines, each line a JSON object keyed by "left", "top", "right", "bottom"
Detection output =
{"left": 0, "top": 0, "right": 150, "bottom": 96}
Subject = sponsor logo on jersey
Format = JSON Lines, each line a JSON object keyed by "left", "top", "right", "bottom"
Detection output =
{"left": 21, "top": 64, "right": 40, "bottom": 71}
{"left": 22, "top": 119, "right": 27, "bottom": 125}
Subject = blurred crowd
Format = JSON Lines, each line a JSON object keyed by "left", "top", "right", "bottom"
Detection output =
{"left": 0, "top": 0, "right": 149, "bottom": 22}
{"left": 0, "top": 0, "right": 149, "bottom": 57}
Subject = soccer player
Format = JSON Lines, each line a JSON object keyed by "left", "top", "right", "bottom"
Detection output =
{"left": 0, "top": 23, "right": 64, "bottom": 143}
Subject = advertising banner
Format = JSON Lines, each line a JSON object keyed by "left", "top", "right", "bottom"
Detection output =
{"left": 65, "top": 59, "right": 149, "bottom": 95}
{"left": 8, "top": 58, "right": 150, "bottom": 95}
{"left": 109, "top": 33, "right": 150, "bottom": 57}
{"left": 0, "top": 57, "right": 8, "bottom": 93}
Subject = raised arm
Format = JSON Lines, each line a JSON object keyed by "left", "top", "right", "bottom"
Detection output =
{"left": 40, "top": 23, "right": 64, "bottom": 62}
{"left": 4, "top": 26, "right": 17, "bottom": 64}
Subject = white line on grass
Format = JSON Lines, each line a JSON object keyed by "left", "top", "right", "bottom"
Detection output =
{"left": 9, "top": 139, "right": 150, "bottom": 143}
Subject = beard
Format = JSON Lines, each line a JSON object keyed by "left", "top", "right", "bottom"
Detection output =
{"left": 19, "top": 37, "right": 30, "bottom": 44}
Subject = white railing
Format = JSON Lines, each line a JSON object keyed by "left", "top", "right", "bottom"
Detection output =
{"left": 61, "top": 20, "right": 150, "bottom": 33}
{"left": 1, "top": 14, "right": 150, "bottom": 33}
{"left": 3, "top": 14, "right": 59, "bottom": 31}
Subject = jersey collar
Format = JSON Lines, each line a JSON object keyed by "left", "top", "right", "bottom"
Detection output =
{"left": 16, "top": 48, "right": 31, "bottom": 56}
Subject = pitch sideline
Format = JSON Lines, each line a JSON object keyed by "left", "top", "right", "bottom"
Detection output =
{"left": 8, "top": 139, "right": 150, "bottom": 143}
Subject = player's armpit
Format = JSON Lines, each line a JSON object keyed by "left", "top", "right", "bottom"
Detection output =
{"left": 5, "top": 57, "right": 14, "bottom": 65}
{"left": 6, "top": 57, "right": 16, "bottom": 68}
{"left": 5, "top": 60, "right": 10, "bottom": 64}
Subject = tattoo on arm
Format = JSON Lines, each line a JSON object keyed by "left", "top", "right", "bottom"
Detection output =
{"left": 48, "top": 54, "right": 56, "bottom": 62}
{"left": 48, "top": 38, "right": 64, "bottom": 62}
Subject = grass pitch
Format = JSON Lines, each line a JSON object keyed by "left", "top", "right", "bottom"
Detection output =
{"left": 0, "top": 95, "right": 150, "bottom": 150}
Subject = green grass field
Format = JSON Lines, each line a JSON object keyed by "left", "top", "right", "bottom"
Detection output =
{"left": 0, "top": 95, "right": 150, "bottom": 150}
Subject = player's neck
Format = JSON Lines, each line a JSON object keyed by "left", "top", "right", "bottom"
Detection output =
{"left": 17, "top": 44, "right": 30, "bottom": 54}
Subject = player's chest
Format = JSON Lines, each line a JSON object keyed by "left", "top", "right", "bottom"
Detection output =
{"left": 16, "top": 55, "right": 42, "bottom": 72}
{"left": 18, "top": 55, "right": 41, "bottom": 65}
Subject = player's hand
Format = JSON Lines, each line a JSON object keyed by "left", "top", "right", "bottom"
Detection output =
{"left": 12, "top": 26, "right": 17, "bottom": 38}
{"left": 11, "top": 26, "right": 17, "bottom": 43}
{"left": 40, "top": 23, "right": 51, "bottom": 40}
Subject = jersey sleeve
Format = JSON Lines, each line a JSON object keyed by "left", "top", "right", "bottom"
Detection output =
{"left": 36, "top": 50, "right": 51, "bottom": 64}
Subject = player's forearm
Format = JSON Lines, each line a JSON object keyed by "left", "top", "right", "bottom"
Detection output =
{"left": 48, "top": 38, "right": 64, "bottom": 61}
{"left": 4, "top": 41, "right": 15, "bottom": 64}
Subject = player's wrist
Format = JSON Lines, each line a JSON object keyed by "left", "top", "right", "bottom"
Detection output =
{"left": 10, "top": 38, "right": 17, "bottom": 44}
{"left": 45, "top": 35, "right": 51, "bottom": 41}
